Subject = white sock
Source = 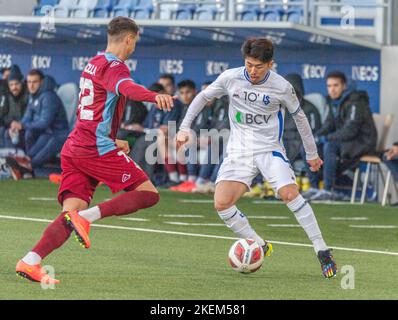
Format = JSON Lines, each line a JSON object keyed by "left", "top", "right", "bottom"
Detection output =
{"left": 188, "top": 175, "right": 197, "bottom": 182}
{"left": 169, "top": 171, "right": 179, "bottom": 182}
{"left": 287, "top": 195, "right": 328, "bottom": 253}
{"left": 22, "top": 251, "right": 42, "bottom": 265}
{"left": 218, "top": 206, "right": 265, "bottom": 247}
{"left": 179, "top": 174, "right": 187, "bottom": 182}
{"left": 78, "top": 206, "right": 101, "bottom": 223}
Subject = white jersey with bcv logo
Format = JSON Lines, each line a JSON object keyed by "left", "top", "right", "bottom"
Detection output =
{"left": 202, "top": 67, "right": 301, "bottom": 157}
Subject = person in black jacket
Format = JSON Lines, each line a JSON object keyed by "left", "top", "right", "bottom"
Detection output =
{"left": 308, "top": 71, "right": 377, "bottom": 201}
{"left": 6, "top": 70, "right": 69, "bottom": 170}
{"left": 0, "top": 67, "right": 12, "bottom": 147}
{"left": 129, "top": 82, "right": 181, "bottom": 182}
{"left": 169, "top": 80, "right": 213, "bottom": 192}
{"left": 0, "top": 65, "right": 29, "bottom": 149}
{"left": 0, "top": 79, "right": 9, "bottom": 148}
{"left": 116, "top": 99, "right": 148, "bottom": 148}
{"left": 284, "top": 73, "right": 322, "bottom": 163}
{"left": 192, "top": 82, "right": 230, "bottom": 194}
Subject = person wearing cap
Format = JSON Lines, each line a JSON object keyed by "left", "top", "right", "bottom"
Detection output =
{"left": 5, "top": 69, "right": 69, "bottom": 172}
{"left": 0, "top": 65, "right": 28, "bottom": 148}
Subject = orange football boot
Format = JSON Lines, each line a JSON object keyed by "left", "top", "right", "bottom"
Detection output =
{"left": 169, "top": 181, "right": 187, "bottom": 191}
{"left": 64, "top": 210, "right": 91, "bottom": 249}
{"left": 16, "top": 260, "right": 60, "bottom": 284}
{"left": 49, "top": 173, "right": 62, "bottom": 184}
{"left": 170, "top": 181, "right": 196, "bottom": 192}
{"left": 176, "top": 181, "right": 196, "bottom": 192}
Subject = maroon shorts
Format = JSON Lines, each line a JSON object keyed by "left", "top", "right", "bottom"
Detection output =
{"left": 58, "top": 149, "right": 149, "bottom": 205}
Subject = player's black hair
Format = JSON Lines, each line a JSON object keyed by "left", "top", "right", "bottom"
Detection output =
{"left": 159, "top": 73, "right": 175, "bottom": 85}
{"left": 202, "top": 80, "right": 212, "bottom": 86}
{"left": 177, "top": 79, "right": 196, "bottom": 90}
{"left": 241, "top": 37, "right": 274, "bottom": 63}
{"left": 149, "top": 82, "right": 165, "bottom": 93}
{"left": 107, "top": 17, "right": 139, "bottom": 40}
{"left": 27, "top": 69, "right": 44, "bottom": 80}
{"left": 326, "top": 71, "right": 347, "bottom": 84}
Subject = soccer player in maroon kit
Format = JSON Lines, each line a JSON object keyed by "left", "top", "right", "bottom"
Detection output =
{"left": 16, "top": 17, "right": 175, "bottom": 284}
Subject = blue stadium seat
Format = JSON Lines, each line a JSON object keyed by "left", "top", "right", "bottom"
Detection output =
{"left": 131, "top": 0, "right": 154, "bottom": 19}
{"left": 132, "top": 8, "right": 152, "bottom": 19}
{"left": 304, "top": 93, "right": 328, "bottom": 124}
{"left": 258, "top": 7, "right": 284, "bottom": 22}
{"left": 236, "top": 5, "right": 258, "bottom": 21}
{"left": 53, "top": 0, "right": 79, "bottom": 17}
{"left": 173, "top": 4, "right": 196, "bottom": 20}
{"left": 158, "top": 2, "right": 178, "bottom": 19}
{"left": 93, "top": 0, "right": 117, "bottom": 17}
{"left": 71, "top": 0, "right": 99, "bottom": 18}
{"left": 57, "top": 83, "right": 79, "bottom": 129}
{"left": 33, "top": 0, "right": 59, "bottom": 16}
{"left": 138, "top": 0, "right": 153, "bottom": 7}
{"left": 195, "top": 1, "right": 225, "bottom": 21}
{"left": 112, "top": 0, "right": 139, "bottom": 17}
{"left": 287, "top": 8, "right": 303, "bottom": 24}
{"left": 195, "top": 6, "right": 217, "bottom": 21}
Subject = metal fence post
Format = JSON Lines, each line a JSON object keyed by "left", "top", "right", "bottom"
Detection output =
{"left": 303, "top": 0, "right": 309, "bottom": 26}
{"left": 386, "top": 0, "right": 393, "bottom": 45}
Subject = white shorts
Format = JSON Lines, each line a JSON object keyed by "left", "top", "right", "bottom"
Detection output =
{"left": 215, "top": 151, "right": 297, "bottom": 193}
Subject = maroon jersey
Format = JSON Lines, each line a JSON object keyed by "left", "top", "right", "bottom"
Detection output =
{"left": 62, "top": 52, "right": 145, "bottom": 158}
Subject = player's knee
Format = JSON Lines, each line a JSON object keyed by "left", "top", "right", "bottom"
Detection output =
{"left": 278, "top": 185, "right": 299, "bottom": 203}
{"left": 214, "top": 198, "right": 234, "bottom": 212}
{"left": 136, "top": 191, "right": 160, "bottom": 209}
{"left": 147, "top": 191, "right": 160, "bottom": 207}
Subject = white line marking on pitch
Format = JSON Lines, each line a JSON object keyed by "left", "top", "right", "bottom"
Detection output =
{"left": 310, "top": 201, "right": 359, "bottom": 205}
{"left": 178, "top": 199, "right": 214, "bottom": 203}
{"left": 159, "top": 214, "right": 205, "bottom": 218}
{"left": 331, "top": 217, "right": 369, "bottom": 221}
{"left": 120, "top": 217, "right": 150, "bottom": 222}
{"left": 247, "top": 216, "right": 289, "bottom": 220}
{"left": 28, "top": 197, "right": 57, "bottom": 201}
{"left": 252, "top": 201, "right": 284, "bottom": 205}
{"left": 349, "top": 225, "right": 397, "bottom": 229}
{"left": 267, "top": 224, "right": 301, "bottom": 228}
{"left": 1, "top": 214, "right": 398, "bottom": 256}
{"left": 164, "top": 221, "right": 225, "bottom": 226}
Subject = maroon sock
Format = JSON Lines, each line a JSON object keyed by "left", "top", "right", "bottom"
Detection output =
{"left": 164, "top": 157, "right": 177, "bottom": 174}
{"left": 98, "top": 190, "right": 160, "bottom": 218}
{"left": 177, "top": 162, "right": 187, "bottom": 175}
{"left": 32, "top": 212, "right": 72, "bottom": 259}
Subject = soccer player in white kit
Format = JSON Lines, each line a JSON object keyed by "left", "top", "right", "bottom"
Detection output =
{"left": 176, "top": 38, "right": 337, "bottom": 279}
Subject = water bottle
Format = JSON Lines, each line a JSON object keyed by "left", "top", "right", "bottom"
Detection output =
{"left": 10, "top": 129, "right": 19, "bottom": 145}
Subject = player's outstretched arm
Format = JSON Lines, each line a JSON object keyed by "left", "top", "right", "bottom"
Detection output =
{"left": 176, "top": 70, "right": 228, "bottom": 149}
{"left": 292, "top": 108, "right": 323, "bottom": 172}
{"left": 155, "top": 94, "right": 177, "bottom": 112}
{"left": 176, "top": 92, "right": 211, "bottom": 150}
{"left": 118, "top": 80, "right": 175, "bottom": 111}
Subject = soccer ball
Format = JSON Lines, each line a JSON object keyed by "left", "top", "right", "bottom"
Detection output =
{"left": 228, "top": 239, "right": 264, "bottom": 274}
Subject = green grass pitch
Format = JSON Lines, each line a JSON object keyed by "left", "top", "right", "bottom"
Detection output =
{"left": 0, "top": 180, "right": 397, "bottom": 300}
